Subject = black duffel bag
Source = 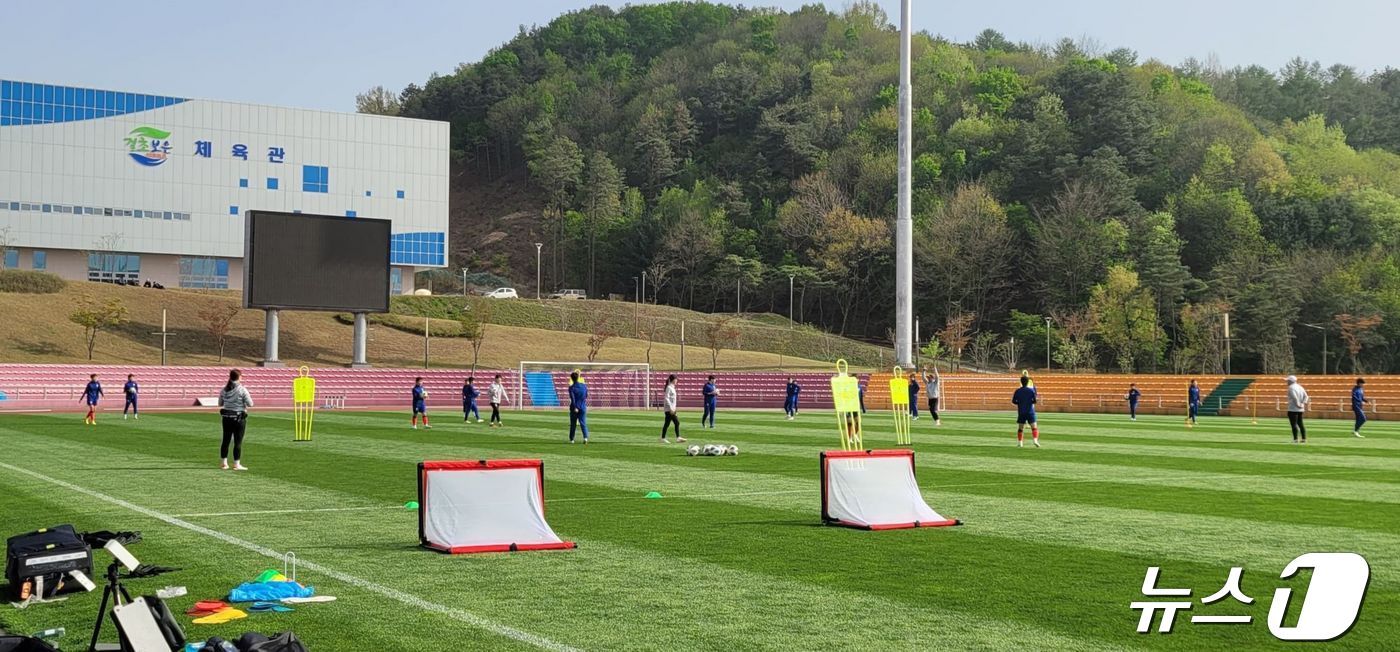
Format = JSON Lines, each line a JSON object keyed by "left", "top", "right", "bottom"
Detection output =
{"left": 5, "top": 525, "right": 92, "bottom": 599}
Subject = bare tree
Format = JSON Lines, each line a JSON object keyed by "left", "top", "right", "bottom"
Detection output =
{"left": 938, "top": 312, "right": 975, "bottom": 371}
{"left": 198, "top": 304, "right": 240, "bottom": 362}
{"left": 968, "top": 331, "right": 997, "bottom": 371}
{"left": 997, "top": 336, "right": 1021, "bottom": 371}
{"left": 1335, "top": 313, "right": 1383, "bottom": 373}
{"left": 458, "top": 301, "right": 491, "bottom": 370}
{"left": 701, "top": 315, "right": 741, "bottom": 369}
{"left": 69, "top": 295, "right": 128, "bottom": 360}
{"left": 586, "top": 314, "right": 614, "bottom": 362}
{"left": 639, "top": 317, "right": 659, "bottom": 366}
{"left": 0, "top": 226, "right": 12, "bottom": 268}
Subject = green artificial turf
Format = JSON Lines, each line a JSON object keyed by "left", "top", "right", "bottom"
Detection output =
{"left": 0, "top": 408, "right": 1396, "bottom": 650}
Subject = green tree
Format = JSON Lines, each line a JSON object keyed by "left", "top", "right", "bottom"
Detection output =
{"left": 1030, "top": 180, "right": 1129, "bottom": 312}
{"left": 578, "top": 150, "right": 624, "bottom": 298}
{"left": 527, "top": 133, "right": 584, "bottom": 209}
{"left": 1169, "top": 177, "right": 1264, "bottom": 275}
{"left": 634, "top": 104, "right": 678, "bottom": 197}
{"left": 915, "top": 182, "right": 1014, "bottom": 327}
{"left": 1090, "top": 265, "right": 1164, "bottom": 372}
{"left": 354, "top": 85, "right": 401, "bottom": 116}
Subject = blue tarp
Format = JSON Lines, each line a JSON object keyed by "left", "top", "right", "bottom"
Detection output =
{"left": 227, "top": 580, "right": 314, "bottom": 603}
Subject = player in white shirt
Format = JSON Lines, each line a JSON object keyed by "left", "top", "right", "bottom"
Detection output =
{"left": 660, "top": 374, "right": 686, "bottom": 444}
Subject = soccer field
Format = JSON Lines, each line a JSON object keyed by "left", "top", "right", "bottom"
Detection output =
{"left": 0, "top": 408, "right": 1396, "bottom": 650}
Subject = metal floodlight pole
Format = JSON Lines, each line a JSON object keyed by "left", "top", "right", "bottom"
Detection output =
{"left": 461, "top": 268, "right": 468, "bottom": 297}
{"left": 893, "top": 0, "right": 914, "bottom": 368}
{"left": 534, "top": 243, "right": 543, "bottom": 299}
{"left": 641, "top": 270, "right": 647, "bottom": 304}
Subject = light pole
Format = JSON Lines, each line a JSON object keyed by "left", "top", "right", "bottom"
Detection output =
{"left": 461, "top": 268, "right": 468, "bottom": 297}
{"left": 893, "top": 0, "right": 914, "bottom": 368}
{"left": 534, "top": 243, "right": 543, "bottom": 299}
{"left": 1044, "top": 317, "right": 1052, "bottom": 371}
{"left": 736, "top": 278, "right": 741, "bottom": 313}
{"left": 633, "top": 276, "right": 639, "bottom": 304}
{"left": 641, "top": 270, "right": 647, "bottom": 304}
{"left": 788, "top": 275, "right": 795, "bottom": 328}
{"left": 1302, "top": 322, "right": 1327, "bottom": 374}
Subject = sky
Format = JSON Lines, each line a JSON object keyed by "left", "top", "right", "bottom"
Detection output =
{"left": 1, "top": 0, "right": 1396, "bottom": 113}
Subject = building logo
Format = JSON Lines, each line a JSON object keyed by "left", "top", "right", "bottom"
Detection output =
{"left": 125, "top": 126, "right": 173, "bottom": 167}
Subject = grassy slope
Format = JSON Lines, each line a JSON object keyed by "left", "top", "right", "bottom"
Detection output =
{"left": 0, "top": 410, "right": 1396, "bottom": 650}
{"left": 0, "top": 283, "right": 830, "bottom": 370}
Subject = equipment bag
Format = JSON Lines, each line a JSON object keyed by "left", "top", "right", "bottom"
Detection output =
{"left": 0, "top": 636, "right": 60, "bottom": 652}
{"left": 237, "top": 632, "right": 309, "bottom": 652}
{"left": 4, "top": 525, "right": 92, "bottom": 599}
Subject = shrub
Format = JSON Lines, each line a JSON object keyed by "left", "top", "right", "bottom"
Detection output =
{"left": 0, "top": 270, "right": 66, "bottom": 294}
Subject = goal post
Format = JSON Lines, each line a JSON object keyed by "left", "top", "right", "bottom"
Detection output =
{"left": 517, "top": 361, "right": 652, "bottom": 410}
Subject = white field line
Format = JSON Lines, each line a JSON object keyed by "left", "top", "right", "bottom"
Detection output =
{"left": 171, "top": 505, "right": 403, "bottom": 518}
{"left": 0, "top": 461, "right": 579, "bottom": 652}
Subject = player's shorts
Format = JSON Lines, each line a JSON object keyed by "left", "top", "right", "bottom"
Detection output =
{"left": 1017, "top": 413, "right": 1036, "bottom": 425}
{"left": 413, "top": 403, "right": 427, "bottom": 414}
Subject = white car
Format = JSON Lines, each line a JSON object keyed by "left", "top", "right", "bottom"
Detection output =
{"left": 484, "top": 288, "right": 518, "bottom": 299}
{"left": 550, "top": 289, "right": 586, "bottom": 300}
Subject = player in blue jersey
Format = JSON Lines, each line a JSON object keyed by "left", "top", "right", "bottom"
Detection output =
{"left": 411, "top": 377, "right": 431, "bottom": 429}
{"left": 1352, "top": 378, "right": 1370, "bottom": 438}
{"left": 568, "top": 371, "right": 589, "bottom": 443}
{"left": 1187, "top": 379, "right": 1201, "bottom": 428}
{"left": 784, "top": 377, "right": 801, "bottom": 420}
{"left": 81, "top": 374, "right": 103, "bottom": 425}
{"left": 122, "top": 374, "right": 140, "bottom": 420}
{"left": 462, "top": 377, "right": 481, "bottom": 423}
{"left": 1125, "top": 383, "right": 1141, "bottom": 421}
{"left": 1012, "top": 375, "right": 1040, "bottom": 448}
{"left": 701, "top": 375, "right": 718, "bottom": 428}
{"left": 908, "top": 373, "right": 921, "bottom": 420}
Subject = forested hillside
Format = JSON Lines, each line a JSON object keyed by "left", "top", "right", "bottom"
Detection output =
{"left": 369, "top": 2, "right": 1400, "bottom": 374}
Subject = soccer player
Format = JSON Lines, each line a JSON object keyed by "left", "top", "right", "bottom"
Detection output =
{"left": 1187, "top": 379, "right": 1201, "bottom": 428}
{"left": 661, "top": 375, "right": 686, "bottom": 443}
{"left": 1353, "top": 377, "right": 1370, "bottom": 438}
{"left": 908, "top": 373, "right": 921, "bottom": 420}
{"left": 1125, "top": 383, "right": 1141, "bottom": 421}
{"left": 122, "top": 374, "right": 139, "bottom": 420}
{"left": 701, "top": 375, "right": 718, "bottom": 429}
{"left": 81, "top": 374, "right": 103, "bottom": 425}
{"left": 411, "top": 377, "right": 431, "bottom": 429}
{"left": 462, "top": 377, "right": 481, "bottom": 423}
{"left": 784, "top": 377, "right": 801, "bottom": 420}
{"left": 858, "top": 379, "right": 867, "bottom": 414}
{"left": 1012, "top": 375, "right": 1040, "bottom": 448}
{"left": 488, "top": 374, "right": 509, "bottom": 427}
{"left": 922, "top": 366, "right": 942, "bottom": 426}
{"left": 1286, "top": 375, "right": 1310, "bottom": 444}
{"left": 568, "top": 371, "right": 589, "bottom": 443}
{"left": 217, "top": 369, "right": 253, "bottom": 471}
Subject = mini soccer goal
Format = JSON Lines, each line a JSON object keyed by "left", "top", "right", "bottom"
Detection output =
{"left": 820, "top": 449, "right": 960, "bottom": 530}
{"left": 417, "top": 460, "right": 576, "bottom": 554}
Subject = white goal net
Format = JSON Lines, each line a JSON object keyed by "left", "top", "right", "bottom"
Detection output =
{"left": 517, "top": 361, "right": 652, "bottom": 410}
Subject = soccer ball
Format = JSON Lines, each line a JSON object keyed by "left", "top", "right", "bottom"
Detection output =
{"left": 686, "top": 445, "right": 701, "bottom": 456}
{"left": 702, "top": 444, "right": 721, "bottom": 456}
{"left": 726, "top": 445, "right": 738, "bottom": 456}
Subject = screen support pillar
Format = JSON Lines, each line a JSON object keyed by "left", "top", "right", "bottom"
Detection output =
{"left": 351, "top": 312, "right": 370, "bottom": 368}
{"left": 259, "top": 309, "right": 284, "bottom": 367}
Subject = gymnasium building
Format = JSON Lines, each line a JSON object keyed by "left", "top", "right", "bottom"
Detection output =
{"left": 0, "top": 79, "right": 449, "bottom": 294}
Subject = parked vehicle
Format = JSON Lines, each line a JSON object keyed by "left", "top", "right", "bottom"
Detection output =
{"left": 484, "top": 287, "right": 519, "bottom": 299}
{"left": 550, "top": 289, "right": 587, "bottom": 300}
